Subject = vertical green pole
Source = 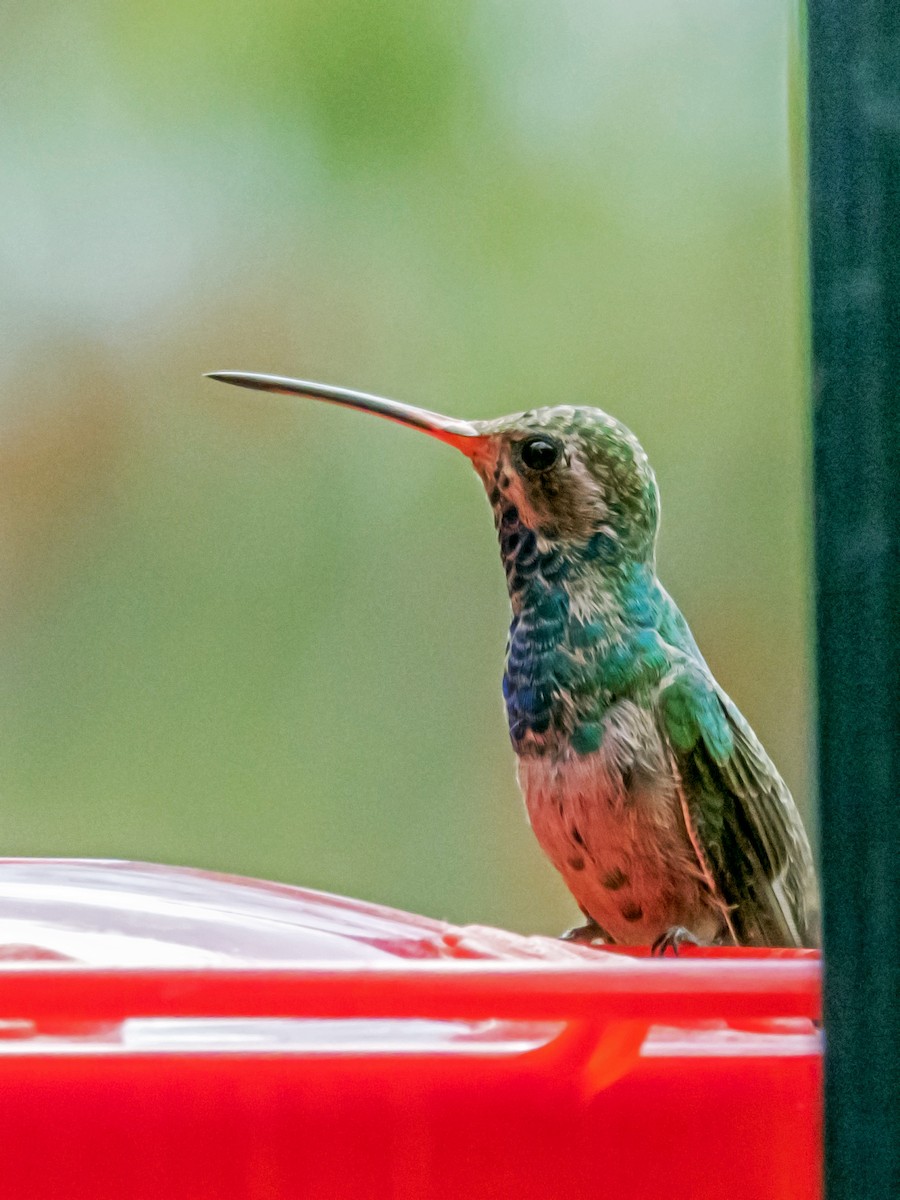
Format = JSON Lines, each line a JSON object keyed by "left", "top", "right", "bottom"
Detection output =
{"left": 806, "top": 2, "right": 899, "bottom": 1197}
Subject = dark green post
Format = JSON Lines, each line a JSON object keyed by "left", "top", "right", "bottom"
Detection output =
{"left": 807, "top": 2, "right": 899, "bottom": 1197}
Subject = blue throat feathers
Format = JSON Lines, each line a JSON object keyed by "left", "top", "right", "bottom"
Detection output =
{"left": 498, "top": 502, "right": 671, "bottom": 759}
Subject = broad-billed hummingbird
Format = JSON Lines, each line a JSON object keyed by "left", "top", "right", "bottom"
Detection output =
{"left": 207, "top": 371, "right": 820, "bottom": 951}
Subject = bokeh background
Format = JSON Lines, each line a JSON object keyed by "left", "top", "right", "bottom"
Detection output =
{"left": 0, "top": 1, "right": 810, "bottom": 934}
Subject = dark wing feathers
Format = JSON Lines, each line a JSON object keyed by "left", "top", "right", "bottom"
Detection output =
{"left": 663, "top": 675, "right": 820, "bottom": 947}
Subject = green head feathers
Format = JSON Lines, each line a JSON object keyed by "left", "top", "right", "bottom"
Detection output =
{"left": 468, "top": 405, "right": 660, "bottom": 568}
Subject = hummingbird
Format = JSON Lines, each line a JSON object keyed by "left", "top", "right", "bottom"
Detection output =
{"left": 206, "top": 370, "right": 820, "bottom": 951}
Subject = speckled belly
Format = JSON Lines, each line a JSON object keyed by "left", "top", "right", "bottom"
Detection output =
{"left": 517, "top": 704, "right": 724, "bottom": 945}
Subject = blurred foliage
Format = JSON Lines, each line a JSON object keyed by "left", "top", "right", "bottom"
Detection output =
{"left": 0, "top": 1, "right": 810, "bottom": 933}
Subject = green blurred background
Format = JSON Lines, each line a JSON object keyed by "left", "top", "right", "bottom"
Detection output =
{"left": 0, "top": 1, "right": 810, "bottom": 934}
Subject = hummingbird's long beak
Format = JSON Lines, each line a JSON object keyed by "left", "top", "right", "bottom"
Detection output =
{"left": 205, "top": 371, "right": 486, "bottom": 456}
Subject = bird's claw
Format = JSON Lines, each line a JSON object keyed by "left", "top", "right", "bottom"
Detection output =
{"left": 560, "top": 921, "right": 609, "bottom": 946}
{"left": 651, "top": 926, "right": 701, "bottom": 957}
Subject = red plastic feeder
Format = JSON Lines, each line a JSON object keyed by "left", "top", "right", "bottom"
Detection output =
{"left": 0, "top": 859, "right": 821, "bottom": 1199}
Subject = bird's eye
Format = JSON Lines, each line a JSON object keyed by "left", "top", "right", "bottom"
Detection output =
{"left": 520, "top": 437, "right": 560, "bottom": 471}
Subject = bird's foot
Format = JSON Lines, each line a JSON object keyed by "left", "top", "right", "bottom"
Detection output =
{"left": 651, "top": 926, "right": 701, "bottom": 957}
{"left": 560, "top": 921, "right": 610, "bottom": 946}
